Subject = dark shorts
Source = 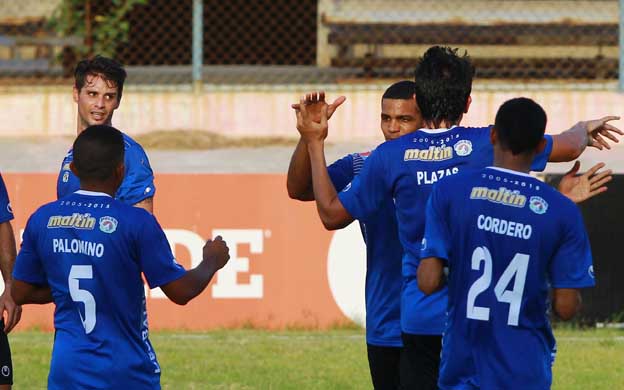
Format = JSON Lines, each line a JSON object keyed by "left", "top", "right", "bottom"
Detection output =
{"left": 399, "top": 333, "right": 442, "bottom": 390}
{"left": 367, "top": 344, "right": 402, "bottom": 390}
{"left": 0, "top": 320, "right": 12, "bottom": 385}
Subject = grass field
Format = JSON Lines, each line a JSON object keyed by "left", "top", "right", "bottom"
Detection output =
{"left": 10, "top": 328, "right": 624, "bottom": 389}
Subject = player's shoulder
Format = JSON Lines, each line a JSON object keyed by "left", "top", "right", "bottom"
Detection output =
{"left": 121, "top": 133, "right": 149, "bottom": 155}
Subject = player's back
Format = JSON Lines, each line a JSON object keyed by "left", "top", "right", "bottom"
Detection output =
{"left": 431, "top": 167, "right": 594, "bottom": 390}
{"left": 20, "top": 190, "right": 177, "bottom": 389}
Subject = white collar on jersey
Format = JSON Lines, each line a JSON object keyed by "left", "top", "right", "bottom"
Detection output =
{"left": 74, "top": 190, "right": 112, "bottom": 198}
{"left": 486, "top": 166, "right": 534, "bottom": 178}
{"left": 417, "top": 125, "right": 458, "bottom": 134}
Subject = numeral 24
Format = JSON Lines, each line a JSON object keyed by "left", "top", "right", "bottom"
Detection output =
{"left": 466, "top": 246, "right": 529, "bottom": 326}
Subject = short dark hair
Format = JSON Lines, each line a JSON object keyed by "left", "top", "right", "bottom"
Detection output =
{"left": 494, "top": 97, "right": 547, "bottom": 155}
{"left": 414, "top": 46, "right": 475, "bottom": 125}
{"left": 382, "top": 80, "right": 416, "bottom": 100}
{"left": 74, "top": 55, "right": 127, "bottom": 101}
{"left": 73, "top": 125, "right": 125, "bottom": 182}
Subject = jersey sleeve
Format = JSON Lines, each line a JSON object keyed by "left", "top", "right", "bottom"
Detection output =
{"left": 0, "top": 174, "right": 13, "bottom": 223}
{"left": 13, "top": 214, "right": 47, "bottom": 285}
{"left": 135, "top": 212, "right": 186, "bottom": 289}
{"left": 530, "top": 135, "right": 553, "bottom": 172}
{"left": 327, "top": 154, "right": 355, "bottom": 192}
{"left": 338, "top": 148, "right": 390, "bottom": 222}
{"left": 549, "top": 203, "right": 595, "bottom": 288}
{"left": 116, "top": 144, "right": 156, "bottom": 206}
{"left": 420, "top": 182, "right": 452, "bottom": 263}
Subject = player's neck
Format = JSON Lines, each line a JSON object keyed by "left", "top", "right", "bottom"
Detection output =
{"left": 79, "top": 182, "right": 116, "bottom": 197}
{"left": 492, "top": 151, "right": 534, "bottom": 174}
{"left": 422, "top": 118, "right": 460, "bottom": 129}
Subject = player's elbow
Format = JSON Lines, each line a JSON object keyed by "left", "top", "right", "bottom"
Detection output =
{"left": 168, "top": 294, "right": 192, "bottom": 306}
{"left": 554, "top": 300, "right": 580, "bottom": 321}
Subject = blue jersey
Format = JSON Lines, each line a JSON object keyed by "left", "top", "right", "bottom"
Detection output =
{"left": 0, "top": 174, "right": 13, "bottom": 224}
{"left": 338, "top": 126, "right": 553, "bottom": 335}
{"left": 328, "top": 151, "right": 403, "bottom": 347}
{"left": 13, "top": 191, "right": 186, "bottom": 390}
{"left": 422, "top": 167, "right": 594, "bottom": 390}
{"left": 57, "top": 133, "right": 155, "bottom": 205}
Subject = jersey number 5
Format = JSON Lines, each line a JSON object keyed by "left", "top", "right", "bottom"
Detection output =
{"left": 69, "top": 265, "right": 97, "bottom": 334}
{"left": 466, "top": 246, "right": 530, "bottom": 326}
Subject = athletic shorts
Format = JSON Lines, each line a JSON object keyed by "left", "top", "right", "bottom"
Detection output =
{"left": 0, "top": 320, "right": 12, "bottom": 385}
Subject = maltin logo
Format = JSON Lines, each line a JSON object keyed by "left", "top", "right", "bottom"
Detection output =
{"left": 99, "top": 216, "right": 118, "bottom": 234}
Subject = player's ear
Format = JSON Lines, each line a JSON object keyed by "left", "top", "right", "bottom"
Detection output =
{"left": 536, "top": 137, "right": 548, "bottom": 153}
{"left": 115, "top": 163, "right": 125, "bottom": 183}
{"left": 490, "top": 126, "right": 498, "bottom": 146}
{"left": 72, "top": 86, "right": 80, "bottom": 103}
{"left": 69, "top": 161, "right": 78, "bottom": 176}
{"left": 464, "top": 95, "right": 472, "bottom": 114}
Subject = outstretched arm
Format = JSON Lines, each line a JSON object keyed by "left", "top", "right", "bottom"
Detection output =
{"left": 287, "top": 92, "right": 346, "bottom": 201}
{"left": 549, "top": 116, "right": 622, "bottom": 162}
{"left": 558, "top": 161, "right": 612, "bottom": 204}
{"left": 160, "top": 236, "right": 230, "bottom": 305}
{"left": 295, "top": 99, "right": 353, "bottom": 230}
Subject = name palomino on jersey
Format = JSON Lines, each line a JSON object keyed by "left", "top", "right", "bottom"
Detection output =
{"left": 47, "top": 213, "right": 96, "bottom": 230}
{"left": 470, "top": 186, "right": 526, "bottom": 208}
{"left": 404, "top": 146, "right": 453, "bottom": 161}
{"left": 53, "top": 238, "right": 104, "bottom": 258}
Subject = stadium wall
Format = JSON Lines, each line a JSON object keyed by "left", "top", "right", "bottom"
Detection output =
{"left": 2, "top": 87, "right": 624, "bottom": 144}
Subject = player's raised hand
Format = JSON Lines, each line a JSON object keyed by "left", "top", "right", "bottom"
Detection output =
{"left": 202, "top": 236, "right": 230, "bottom": 271}
{"left": 582, "top": 116, "right": 623, "bottom": 150}
{"left": 291, "top": 91, "right": 346, "bottom": 123}
{"left": 559, "top": 161, "right": 612, "bottom": 204}
{"left": 296, "top": 96, "right": 329, "bottom": 143}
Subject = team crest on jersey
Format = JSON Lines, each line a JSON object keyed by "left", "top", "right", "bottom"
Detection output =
{"left": 99, "top": 216, "right": 118, "bottom": 233}
{"left": 47, "top": 213, "right": 96, "bottom": 230}
{"left": 529, "top": 196, "right": 548, "bottom": 214}
{"left": 453, "top": 140, "right": 472, "bottom": 156}
{"left": 62, "top": 171, "right": 70, "bottom": 183}
{"left": 404, "top": 146, "right": 453, "bottom": 161}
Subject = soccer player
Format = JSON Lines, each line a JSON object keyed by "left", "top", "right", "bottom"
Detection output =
{"left": 11, "top": 125, "right": 230, "bottom": 390}
{"left": 294, "top": 46, "right": 621, "bottom": 389}
{"left": 288, "top": 81, "right": 421, "bottom": 389}
{"left": 58, "top": 55, "right": 155, "bottom": 213}
{"left": 418, "top": 97, "right": 595, "bottom": 389}
{"left": 0, "top": 175, "right": 20, "bottom": 390}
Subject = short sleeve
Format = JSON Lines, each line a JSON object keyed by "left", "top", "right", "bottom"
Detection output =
{"left": 136, "top": 213, "right": 186, "bottom": 288}
{"left": 530, "top": 135, "right": 553, "bottom": 172}
{"left": 13, "top": 215, "right": 47, "bottom": 285}
{"left": 327, "top": 154, "right": 355, "bottom": 192}
{"left": 116, "top": 143, "right": 156, "bottom": 205}
{"left": 0, "top": 174, "right": 13, "bottom": 223}
{"left": 549, "top": 204, "right": 595, "bottom": 288}
{"left": 420, "top": 183, "right": 452, "bottom": 263}
{"left": 338, "top": 148, "right": 391, "bottom": 222}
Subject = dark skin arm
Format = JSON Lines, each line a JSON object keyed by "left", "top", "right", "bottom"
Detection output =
{"left": 160, "top": 236, "right": 230, "bottom": 305}
{"left": 287, "top": 92, "right": 346, "bottom": 201}
{"left": 552, "top": 288, "right": 582, "bottom": 320}
{"left": 12, "top": 280, "right": 53, "bottom": 305}
{"left": 417, "top": 257, "right": 446, "bottom": 295}
{"left": 134, "top": 196, "right": 154, "bottom": 214}
{"left": 0, "top": 221, "right": 21, "bottom": 332}
{"left": 548, "top": 116, "right": 622, "bottom": 162}
{"left": 295, "top": 100, "right": 353, "bottom": 230}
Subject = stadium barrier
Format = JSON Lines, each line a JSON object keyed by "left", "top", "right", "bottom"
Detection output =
{"left": 6, "top": 172, "right": 624, "bottom": 331}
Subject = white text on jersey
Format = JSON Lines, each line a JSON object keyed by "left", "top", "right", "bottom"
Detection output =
{"left": 53, "top": 238, "right": 104, "bottom": 258}
{"left": 477, "top": 215, "right": 532, "bottom": 240}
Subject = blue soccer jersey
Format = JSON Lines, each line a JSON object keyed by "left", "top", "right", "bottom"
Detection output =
{"left": 338, "top": 126, "right": 553, "bottom": 335}
{"left": 421, "top": 167, "right": 594, "bottom": 390}
{"left": 13, "top": 191, "right": 186, "bottom": 390}
{"left": 0, "top": 174, "right": 14, "bottom": 224}
{"left": 57, "top": 132, "right": 156, "bottom": 205}
{"left": 328, "top": 151, "right": 403, "bottom": 347}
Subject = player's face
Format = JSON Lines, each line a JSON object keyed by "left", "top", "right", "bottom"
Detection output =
{"left": 73, "top": 74, "right": 120, "bottom": 131}
{"left": 380, "top": 98, "right": 421, "bottom": 141}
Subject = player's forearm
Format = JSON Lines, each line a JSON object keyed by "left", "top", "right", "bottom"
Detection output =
{"left": 286, "top": 138, "right": 315, "bottom": 201}
{"left": 417, "top": 257, "right": 445, "bottom": 295}
{"left": 307, "top": 141, "right": 353, "bottom": 230}
{"left": 553, "top": 288, "right": 582, "bottom": 320}
{"left": 549, "top": 123, "right": 589, "bottom": 162}
{"left": 11, "top": 280, "right": 52, "bottom": 305}
{"left": 165, "top": 261, "right": 219, "bottom": 305}
{"left": 0, "top": 222, "right": 16, "bottom": 284}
